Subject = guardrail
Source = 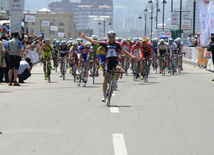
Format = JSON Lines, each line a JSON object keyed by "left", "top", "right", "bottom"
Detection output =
{"left": 184, "top": 47, "right": 214, "bottom": 71}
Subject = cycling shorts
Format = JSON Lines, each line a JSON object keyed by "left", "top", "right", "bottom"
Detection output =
{"left": 100, "top": 55, "right": 106, "bottom": 63}
{"left": 142, "top": 52, "right": 152, "bottom": 58}
{"left": 159, "top": 50, "right": 167, "bottom": 56}
{"left": 42, "top": 52, "right": 52, "bottom": 62}
{"left": 105, "top": 57, "right": 120, "bottom": 70}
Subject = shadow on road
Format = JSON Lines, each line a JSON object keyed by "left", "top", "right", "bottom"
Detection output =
{"left": 0, "top": 91, "right": 13, "bottom": 93}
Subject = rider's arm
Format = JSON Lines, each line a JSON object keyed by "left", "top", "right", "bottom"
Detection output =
{"left": 78, "top": 31, "right": 100, "bottom": 46}
{"left": 121, "top": 49, "right": 134, "bottom": 59}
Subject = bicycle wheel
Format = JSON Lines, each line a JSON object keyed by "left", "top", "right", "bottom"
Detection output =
{"left": 73, "top": 64, "right": 77, "bottom": 82}
{"left": 62, "top": 62, "right": 65, "bottom": 80}
{"left": 144, "top": 63, "right": 148, "bottom": 83}
{"left": 92, "top": 65, "right": 96, "bottom": 84}
{"left": 178, "top": 56, "right": 181, "bottom": 73}
{"left": 169, "top": 60, "right": 173, "bottom": 75}
{"left": 47, "top": 63, "right": 51, "bottom": 83}
{"left": 83, "top": 65, "right": 88, "bottom": 87}
{"left": 106, "top": 79, "right": 114, "bottom": 107}
{"left": 125, "top": 59, "right": 128, "bottom": 76}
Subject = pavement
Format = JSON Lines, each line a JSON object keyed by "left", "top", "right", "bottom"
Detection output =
{"left": 0, "top": 62, "right": 214, "bottom": 155}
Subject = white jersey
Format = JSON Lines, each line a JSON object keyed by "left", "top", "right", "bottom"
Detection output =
{"left": 70, "top": 46, "right": 79, "bottom": 55}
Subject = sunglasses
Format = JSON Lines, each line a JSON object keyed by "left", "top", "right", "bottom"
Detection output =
{"left": 109, "top": 35, "right": 115, "bottom": 38}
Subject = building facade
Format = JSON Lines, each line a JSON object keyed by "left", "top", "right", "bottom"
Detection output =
{"left": 24, "top": 9, "right": 75, "bottom": 40}
{"left": 48, "top": 0, "right": 113, "bottom": 37}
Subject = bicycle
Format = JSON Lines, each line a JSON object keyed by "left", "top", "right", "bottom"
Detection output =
{"left": 70, "top": 57, "right": 78, "bottom": 82}
{"left": 153, "top": 54, "right": 158, "bottom": 74}
{"left": 159, "top": 55, "right": 166, "bottom": 76}
{"left": 124, "top": 57, "right": 129, "bottom": 76}
{"left": 177, "top": 54, "right": 182, "bottom": 73}
{"left": 53, "top": 56, "right": 59, "bottom": 72}
{"left": 60, "top": 56, "right": 67, "bottom": 80}
{"left": 45, "top": 57, "right": 51, "bottom": 83}
{"left": 133, "top": 60, "right": 139, "bottom": 81}
{"left": 76, "top": 59, "right": 88, "bottom": 87}
{"left": 142, "top": 57, "right": 152, "bottom": 83}
{"left": 91, "top": 59, "right": 97, "bottom": 84}
{"left": 105, "top": 69, "right": 120, "bottom": 107}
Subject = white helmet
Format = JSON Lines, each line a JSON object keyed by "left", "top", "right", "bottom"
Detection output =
{"left": 122, "top": 38, "right": 127, "bottom": 43}
{"left": 85, "top": 41, "right": 91, "bottom": 48}
{"left": 73, "top": 41, "right": 78, "bottom": 46}
{"left": 92, "top": 35, "right": 98, "bottom": 40}
{"left": 159, "top": 39, "right": 165, "bottom": 43}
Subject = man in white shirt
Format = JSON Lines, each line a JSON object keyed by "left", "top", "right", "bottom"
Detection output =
{"left": 196, "top": 32, "right": 201, "bottom": 47}
{"left": 18, "top": 58, "right": 33, "bottom": 83}
{"left": 187, "top": 33, "right": 194, "bottom": 47}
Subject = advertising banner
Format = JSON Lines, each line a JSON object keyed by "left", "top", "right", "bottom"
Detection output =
{"left": 208, "top": 1, "right": 214, "bottom": 33}
{"left": 183, "top": 12, "right": 190, "bottom": 20}
{"left": 9, "top": 0, "right": 25, "bottom": 33}
{"left": 50, "top": 26, "right": 58, "bottom": 31}
{"left": 25, "top": 15, "right": 35, "bottom": 23}
{"left": 171, "top": 12, "right": 179, "bottom": 25}
{"left": 42, "top": 20, "right": 50, "bottom": 27}
{"left": 182, "top": 20, "right": 191, "bottom": 30}
{"left": 58, "top": 32, "right": 64, "bottom": 38}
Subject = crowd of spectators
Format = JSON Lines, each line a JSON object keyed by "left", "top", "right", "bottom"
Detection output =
{"left": 0, "top": 23, "right": 42, "bottom": 85}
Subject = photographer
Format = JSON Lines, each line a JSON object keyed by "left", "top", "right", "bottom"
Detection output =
{"left": 18, "top": 58, "right": 33, "bottom": 83}
{"left": 207, "top": 36, "right": 214, "bottom": 81}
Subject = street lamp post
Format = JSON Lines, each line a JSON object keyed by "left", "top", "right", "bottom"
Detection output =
{"left": 144, "top": 8, "right": 148, "bottom": 37}
{"left": 148, "top": 0, "right": 153, "bottom": 39}
{"left": 179, "top": 0, "right": 182, "bottom": 38}
{"left": 193, "top": 0, "right": 196, "bottom": 35}
{"left": 162, "top": 0, "right": 167, "bottom": 31}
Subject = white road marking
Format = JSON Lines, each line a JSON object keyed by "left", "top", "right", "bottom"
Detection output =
{"left": 208, "top": 81, "right": 214, "bottom": 84}
{"left": 112, "top": 92, "right": 115, "bottom": 96}
{"left": 112, "top": 134, "right": 128, "bottom": 155}
{"left": 110, "top": 107, "right": 119, "bottom": 113}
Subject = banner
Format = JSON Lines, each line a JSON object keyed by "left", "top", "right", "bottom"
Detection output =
{"left": 183, "top": 12, "right": 190, "bottom": 20}
{"left": 182, "top": 20, "right": 191, "bottom": 30}
{"left": 208, "top": 1, "right": 214, "bottom": 33}
{"left": 171, "top": 12, "right": 179, "bottom": 25}
{"left": 9, "top": 0, "right": 25, "bottom": 33}
{"left": 199, "top": 3, "right": 210, "bottom": 46}
{"left": 25, "top": 15, "right": 35, "bottom": 23}
{"left": 42, "top": 20, "right": 50, "bottom": 27}
{"left": 58, "top": 32, "right": 64, "bottom": 38}
{"left": 50, "top": 26, "right": 58, "bottom": 31}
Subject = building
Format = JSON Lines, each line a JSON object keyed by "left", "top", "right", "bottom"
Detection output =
{"left": 0, "top": 0, "right": 9, "bottom": 11}
{"left": 24, "top": 8, "right": 75, "bottom": 40}
{"left": 48, "top": 0, "right": 113, "bottom": 37}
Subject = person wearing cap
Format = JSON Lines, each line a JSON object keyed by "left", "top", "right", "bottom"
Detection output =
{"left": 18, "top": 58, "right": 33, "bottom": 83}
{"left": 196, "top": 32, "right": 201, "bottom": 47}
{"left": 187, "top": 33, "right": 194, "bottom": 47}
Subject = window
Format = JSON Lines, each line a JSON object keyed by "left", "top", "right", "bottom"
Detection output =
{"left": 59, "top": 28, "right": 64, "bottom": 32}
{"left": 50, "top": 22, "right": 55, "bottom": 26}
{"left": 59, "top": 22, "right": 64, "bottom": 26}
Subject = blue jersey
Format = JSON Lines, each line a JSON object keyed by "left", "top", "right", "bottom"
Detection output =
{"left": 79, "top": 45, "right": 92, "bottom": 60}
{"left": 151, "top": 43, "right": 158, "bottom": 54}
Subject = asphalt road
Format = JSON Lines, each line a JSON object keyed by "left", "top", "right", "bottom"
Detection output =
{"left": 0, "top": 63, "right": 214, "bottom": 155}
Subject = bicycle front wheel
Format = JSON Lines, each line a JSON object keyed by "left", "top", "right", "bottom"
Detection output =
{"left": 106, "top": 80, "right": 114, "bottom": 107}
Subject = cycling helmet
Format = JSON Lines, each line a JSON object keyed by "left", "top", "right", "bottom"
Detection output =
{"left": 174, "top": 39, "right": 180, "bottom": 44}
{"left": 76, "top": 38, "right": 82, "bottom": 43}
{"left": 115, "top": 37, "right": 119, "bottom": 41}
{"left": 103, "top": 37, "right": 108, "bottom": 41}
{"left": 92, "top": 35, "right": 98, "bottom": 40}
{"left": 67, "top": 40, "right": 72, "bottom": 44}
{"left": 122, "top": 38, "right": 127, "bottom": 43}
{"left": 53, "top": 39, "right": 57, "bottom": 44}
{"left": 169, "top": 38, "right": 173, "bottom": 42}
{"left": 85, "top": 41, "right": 91, "bottom": 48}
{"left": 136, "top": 41, "right": 141, "bottom": 45}
{"left": 107, "top": 30, "right": 116, "bottom": 36}
{"left": 176, "top": 37, "right": 181, "bottom": 42}
{"left": 72, "top": 41, "right": 78, "bottom": 46}
{"left": 56, "top": 40, "right": 60, "bottom": 45}
{"left": 61, "top": 40, "right": 67, "bottom": 45}
{"left": 45, "top": 38, "right": 51, "bottom": 43}
{"left": 141, "top": 37, "right": 148, "bottom": 44}
{"left": 159, "top": 39, "right": 165, "bottom": 43}
{"left": 152, "top": 38, "right": 158, "bottom": 43}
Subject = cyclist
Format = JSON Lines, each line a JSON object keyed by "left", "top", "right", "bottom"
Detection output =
{"left": 120, "top": 38, "right": 131, "bottom": 72}
{"left": 97, "top": 45, "right": 106, "bottom": 76}
{"left": 131, "top": 41, "right": 141, "bottom": 78}
{"left": 91, "top": 35, "right": 100, "bottom": 77}
{"left": 58, "top": 40, "right": 69, "bottom": 77}
{"left": 78, "top": 30, "right": 135, "bottom": 102}
{"left": 69, "top": 41, "right": 79, "bottom": 74}
{"left": 53, "top": 40, "right": 60, "bottom": 70}
{"left": 151, "top": 38, "right": 158, "bottom": 70}
{"left": 175, "top": 38, "right": 184, "bottom": 71}
{"left": 77, "top": 41, "right": 93, "bottom": 82}
{"left": 40, "top": 38, "right": 53, "bottom": 80}
{"left": 157, "top": 39, "right": 170, "bottom": 73}
{"left": 167, "top": 38, "right": 176, "bottom": 72}
{"left": 140, "top": 37, "right": 153, "bottom": 79}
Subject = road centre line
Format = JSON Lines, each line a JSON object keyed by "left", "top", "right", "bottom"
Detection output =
{"left": 112, "top": 134, "right": 128, "bottom": 155}
{"left": 110, "top": 107, "right": 119, "bottom": 113}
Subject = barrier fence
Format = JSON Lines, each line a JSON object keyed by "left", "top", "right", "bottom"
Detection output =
{"left": 184, "top": 47, "right": 214, "bottom": 71}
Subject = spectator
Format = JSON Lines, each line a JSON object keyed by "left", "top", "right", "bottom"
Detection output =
{"left": 0, "top": 23, "right": 8, "bottom": 36}
{"left": 0, "top": 40, "right": 6, "bottom": 83}
{"left": 18, "top": 58, "right": 33, "bottom": 83}
{"left": 187, "top": 33, "right": 194, "bottom": 47}
{"left": 6, "top": 31, "right": 23, "bottom": 86}
{"left": 207, "top": 36, "right": 214, "bottom": 81}
{"left": 196, "top": 32, "right": 201, "bottom": 47}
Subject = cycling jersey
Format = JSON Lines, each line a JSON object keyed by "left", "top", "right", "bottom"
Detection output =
{"left": 151, "top": 43, "right": 158, "bottom": 54}
{"left": 59, "top": 45, "right": 69, "bottom": 58}
{"left": 42, "top": 45, "right": 53, "bottom": 61}
{"left": 97, "top": 46, "right": 106, "bottom": 63}
{"left": 168, "top": 42, "right": 177, "bottom": 53}
{"left": 53, "top": 45, "right": 60, "bottom": 55}
{"left": 131, "top": 44, "right": 141, "bottom": 58}
{"left": 141, "top": 44, "right": 152, "bottom": 58}
{"left": 69, "top": 46, "right": 79, "bottom": 55}
{"left": 121, "top": 42, "right": 131, "bottom": 56}
{"left": 100, "top": 41, "right": 121, "bottom": 70}
{"left": 78, "top": 45, "right": 92, "bottom": 60}
{"left": 92, "top": 44, "right": 99, "bottom": 58}
{"left": 158, "top": 43, "right": 169, "bottom": 56}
